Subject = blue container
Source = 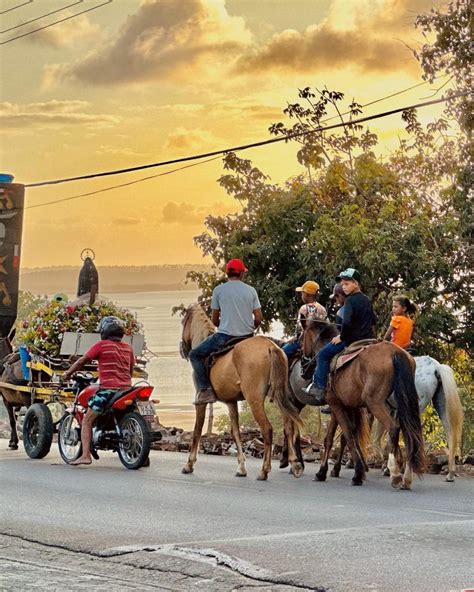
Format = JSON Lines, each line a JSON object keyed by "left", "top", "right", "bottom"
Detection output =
{"left": 19, "top": 345, "right": 31, "bottom": 380}
{"left": 0, "top": 173, "right": 14, "bottom": 183}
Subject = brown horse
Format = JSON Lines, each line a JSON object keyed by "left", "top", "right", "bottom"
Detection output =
{"left": 180, "top": 304, "right": 304, "bottom": 480}
{"left": 301, "top": 321, "right": 425, "bottom": 489}
{"left": 0, "top": 337, "right": 30, "bottom": 450}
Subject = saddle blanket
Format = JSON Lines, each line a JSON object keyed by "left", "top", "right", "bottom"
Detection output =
{"left": 330, "top": 339, "right": 379, "bottom": 373}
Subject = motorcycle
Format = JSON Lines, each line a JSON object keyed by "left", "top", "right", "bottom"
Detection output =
{"left": 58, "top": 373, "right": 160, "bottom": 470}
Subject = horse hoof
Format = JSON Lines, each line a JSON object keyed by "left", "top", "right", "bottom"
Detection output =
{"left": 279, "top": 460, "right": 289, "bottom": 469}
{"left": 391, "top": 475, "right": 403, "bottom": 489}
{"left": 291, "top": 462, "right": 303, "bottom": 479}
{"left": 8, "top": 444, "right": 19, "bottom": 450}
{"left": 382, "top": 468, "right": 390, "bottom": 477}
{"left": 256, "top": 473, "right": 268, "bottom": 481}
{"left": 330, "top": 469, "right": 340, "bottom": 478}
{"left": 181, "top": 466, "right": 193, "bottom": 474}
{"left": 351, "top": 478, "right": 363, "bottom": 486}
{"left": 313, "top": 472, "right": 326, "bottom": 482}
{"left": 235, "top": 472, "right": 247, "bottom": 478}
{"left": 445, "top": 475, "right": 455, "bottom": 483}
{"left": 400, "top": 483, "right": 412, "bottom": 491}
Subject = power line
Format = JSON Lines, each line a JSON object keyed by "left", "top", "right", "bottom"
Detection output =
{"left": 26, "top": 79, "right": 440, "bottom": 210}
{"left": 0, "top": 0, "right": 83, "bottom": 35}
{"left": 25, "top": 156, "right": 222, "bottom": 210}
{"left": 0, "top": 0, "right": 33, "bottom": 16}
{"left": 0, "top": 0, "right": 112, "bottom": 45}
{"left": 24, "top": 91, "right": 469, "bottom": 189}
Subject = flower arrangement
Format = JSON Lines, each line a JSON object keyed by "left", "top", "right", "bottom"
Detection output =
{"left": 17, "top": 299, "right": 143, "bottom": 357}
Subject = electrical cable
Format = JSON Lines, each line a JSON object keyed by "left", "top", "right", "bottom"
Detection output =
{"left": 24, "top": 90, "right": 470, "bottom": 189}
{"left": 0, "top": 0, "right": 33, "bottom": 16}
{"left": 25, "top": 156, "right": 222, "bottom": 210}
{"left": 0, "top": 0, "right": 83, "bottom": 35}
{"left": 0, "top": 0, "right": 112, "bottom": 45}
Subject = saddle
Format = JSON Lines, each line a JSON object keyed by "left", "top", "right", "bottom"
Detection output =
{"left": 206, "top": 334, "right": 254, "bottom": 372}
{"left": 330, "top": 339, "right": 379, "bottom": 374}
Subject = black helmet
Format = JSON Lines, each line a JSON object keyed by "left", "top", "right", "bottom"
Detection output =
{"left": 98, "top": 316, "right": 125, "bottom": 340}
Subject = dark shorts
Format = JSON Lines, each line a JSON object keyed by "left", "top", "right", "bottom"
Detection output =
{"left": 88, "top": 388, "right": 117, "bottom": 414}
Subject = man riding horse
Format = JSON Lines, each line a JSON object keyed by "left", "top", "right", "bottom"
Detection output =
{"left": 188, "top": 258, "right": 262, "bottom": 405}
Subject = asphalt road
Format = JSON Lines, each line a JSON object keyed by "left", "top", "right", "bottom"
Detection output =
{"left": 1, "top": 439, "right": 473, "bottom": 591}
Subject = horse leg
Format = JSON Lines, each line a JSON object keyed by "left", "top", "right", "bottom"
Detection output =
{"left": 330, "top": 429, "right": 345, "bottom": 478}
{"left": 280, "top": 404, "right": 305, "bottom": 470}
{"left": 283, "top": 415, "right": 304, "bottom": 478}
{"left": 280, "top": 431, "right": 289, "bottom": 469}
{"left": 182, "top": 404, "right": 207, "bottom": 474}
{"left": 369, "top": 401, "right": 403, "bottom": 488}
{"left": 227, "top": 402, "right": 247, "bottom": 477}
{"left": 246, "top": 397, "right": 273, "bottom": 481}
{"left": 315, "top": 413, "right": 338, "bottom": 482}
{"left": 330, "top": 403, "right": 366, "bottom": 486}
{"left": 3, "top": 399, "right": 19, "bottom": 450}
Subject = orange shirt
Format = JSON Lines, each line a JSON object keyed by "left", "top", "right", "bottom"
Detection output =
{"left": 390, "top": 315, "right": 414, "bottom": 349}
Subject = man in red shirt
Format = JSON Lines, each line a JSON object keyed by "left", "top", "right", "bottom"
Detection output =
{"left": 61, "top": 316, "right": 135, "bottom": 466}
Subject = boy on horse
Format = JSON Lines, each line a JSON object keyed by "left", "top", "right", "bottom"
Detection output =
{"left": 282, "top": 280, "right": 327, "bottom": 359}
{"left": 306, "top": 268, "right": 376, "bottom": 404}
{"left": 189, "top": 258, "right": 262, "bottom": 405}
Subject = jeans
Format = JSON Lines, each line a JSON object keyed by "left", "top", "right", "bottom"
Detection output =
{"left": 189, "top": 332, "right": 235, "bottom": 391}
{"left": 313, "top": 341, "right": 346, "bottom": 388}
{"left": 282, "top": 339, "right": 301, "bottom": 359}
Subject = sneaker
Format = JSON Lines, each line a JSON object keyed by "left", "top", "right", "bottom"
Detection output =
{"left": 193, "top": 388, "right": 217, "bottom": 405}
{"left": 304, "top": 383, "right": 327, "bottom": 405}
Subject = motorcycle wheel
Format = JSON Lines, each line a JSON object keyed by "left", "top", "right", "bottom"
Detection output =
{"left": 58, "top": 413, "right": 82, "bottom": 464}
{"left": 22, "top": 403, "right": 54, "bottom": 459}
{"left": 117, "top": 411, "right": 151, "bottom": 470}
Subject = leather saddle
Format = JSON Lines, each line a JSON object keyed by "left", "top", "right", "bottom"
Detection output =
{"left": 206, "top": 334, "right": 254, "bottom": 373}
{"left": 330, "top": 339, "right": 379, "bottom": 374}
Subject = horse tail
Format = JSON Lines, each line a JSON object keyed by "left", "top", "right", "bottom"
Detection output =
{"left": 354, "top": 409, "right": 370, "bottom": 459}
{"left": 392, "top": 352, "right": 425, "bottom": 476}
{"left": 437, "top": 364, "right": 464, "bottom": 458}
{"left": 268, "top": 347, "right": 304, "bottom": 432}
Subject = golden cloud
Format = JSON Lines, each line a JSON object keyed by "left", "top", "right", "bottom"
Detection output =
{"left": 46, "top": 0, "right": 252, "bottom": 86}
{"left": 161, "top": 201, "right": 235, "bottom": 226}
{"left": 0, "top": 100, "right": 120, "bottom": 128}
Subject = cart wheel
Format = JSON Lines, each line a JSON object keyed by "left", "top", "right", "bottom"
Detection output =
{"left": 22, "top": 404, "right": 54, "bottom": 459}
{"left": 58, "top": 413, "right": 82, "bottom": 464}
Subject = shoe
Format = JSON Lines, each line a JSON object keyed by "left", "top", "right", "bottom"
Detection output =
{"left": 304, "top": 383, "right": 327, "bottom": 405}
{"left": 193, "top": 387, "right": 217, "bottom": 405}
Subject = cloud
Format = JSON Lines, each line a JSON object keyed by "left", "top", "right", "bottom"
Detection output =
{"left": 162, "top": 127, "right": 221, "bottom": 152}
{"left": 235, "top": 0, "right": 436, "bottom": 75}
{"left": 161, "top": 201, "right": 233, "bottom": 226}
{"left": 0, "top": 100, "right": 120, "bottom": 129}
{"left": 26, "top": 13, "right": 99, "bottom": 48}
{"left": 46, "top": 0, "right": 252, "bottom": 87}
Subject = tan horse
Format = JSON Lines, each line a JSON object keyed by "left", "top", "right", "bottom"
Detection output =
{"left": 302, "top": 322, "right": 425, "bottom": 489}
{"left": 180, "top": 304, "right": 304, "bottom": 480}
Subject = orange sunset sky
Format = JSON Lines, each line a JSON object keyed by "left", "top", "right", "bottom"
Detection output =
{"left": 0, "top": 0, "right": 450, "bottom": 268}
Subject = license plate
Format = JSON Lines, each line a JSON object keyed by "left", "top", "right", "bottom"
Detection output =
{"left": 137, "top": 401, "right": 156, "bottom": 417}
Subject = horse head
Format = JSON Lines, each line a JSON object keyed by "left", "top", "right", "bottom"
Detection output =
{"left": 301, "top": 320, "right": 338, "bottom": 359}
{"left": 179, "top": 304, "right": 214, "bottom": 359}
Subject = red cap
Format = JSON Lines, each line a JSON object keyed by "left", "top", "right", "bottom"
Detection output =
{"left": 226, "top": 258, "right": 248, "bottom": 273}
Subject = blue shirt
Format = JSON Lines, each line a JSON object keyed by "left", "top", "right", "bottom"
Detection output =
{"left": 211, "top": 280, "right": 261, "bottom": 336}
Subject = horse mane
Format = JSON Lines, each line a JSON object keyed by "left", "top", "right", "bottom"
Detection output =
{"left": 186, "top": 304, "right": 215, "bottom": 346}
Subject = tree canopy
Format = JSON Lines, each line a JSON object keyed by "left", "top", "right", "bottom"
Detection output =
{"left": 189, "top": 1, "right": 472, "bottom": 359}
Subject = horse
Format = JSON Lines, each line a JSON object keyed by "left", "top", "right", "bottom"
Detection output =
{"left": 282, "top": 327, "right": 463, "bottom": 481}
{"left": 0, "top": 336, "right": 30, "bottom": 450}
{"left": 179, "top": 304, "right": 304, "bottom": 481}
{"left": 295, "top": 320, "right": 425, "bottom": 488}
{"left": 372, "top": 355, "right": 463, "bottom": 482}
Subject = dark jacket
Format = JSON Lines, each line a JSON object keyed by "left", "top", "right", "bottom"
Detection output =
{"left": 340, "top": 292, "right": 376, "bottom": 345}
